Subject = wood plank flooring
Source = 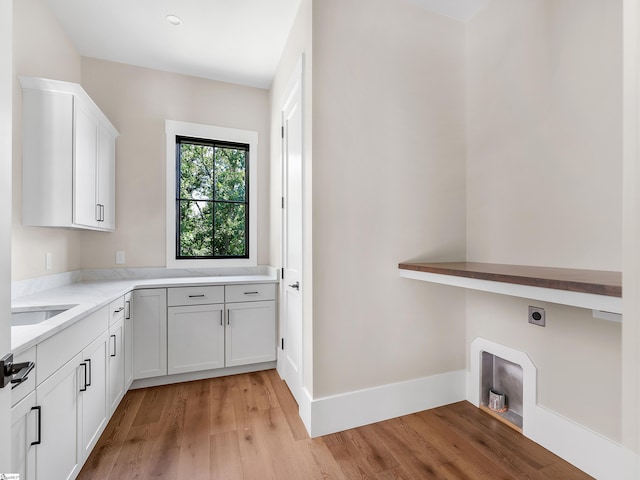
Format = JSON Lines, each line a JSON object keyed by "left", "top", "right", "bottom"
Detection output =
{"left": 77, "top": 369, "right": 593, "bottom": 480}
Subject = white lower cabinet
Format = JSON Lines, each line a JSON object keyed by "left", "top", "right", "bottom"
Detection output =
{"left": 132, "top": 288, "right": 167, "bottom": 379}
{"left": 8, "top": 282, "right": 276, "bottom": 479}
{"left": 168, "top": 304, "right": 225, "bottom": 374}
{"left": 108, "top": 317, "right": 125, "bottom": 415}
{"left": 164, "top": 283, "right": 276, "bottom": 374}
{"left": 226, "top": 301, "right": 276, "bottom": 367}
{"left": 36, "top": 352, "right": 83, "bottom": 480}
{"left": 11, "top": 391, "right": 37, "bottom": 480}
{"left": 80, "top": 331, "right": 109, "bottom": 460}
{"left": 124, "top": 291, "right": 133, "bottom": 388}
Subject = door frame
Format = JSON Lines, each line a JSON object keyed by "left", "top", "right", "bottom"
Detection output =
{"left": 0, "top": 0, "right": 13, "bottom": 471}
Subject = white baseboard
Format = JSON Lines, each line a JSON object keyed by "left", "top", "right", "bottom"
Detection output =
{"left": 130, "top": 361, "right": 276, "bottom": 389}
{"left": 465, "top": 370, "right": 624, "bottom": 480}
{"left": 623, "top": 448, "right": 640, "bottom": 480}
{"left": 306, "top": 370, "right": 467, "bottom": 438}
{"left": 528, "top": 405, "right": 624, "bottom": 480}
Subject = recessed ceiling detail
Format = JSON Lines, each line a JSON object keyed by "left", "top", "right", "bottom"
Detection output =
{"left": 165, "top": 15, "right": 182, "bottom": 26}
{"left": 42, "top": 0, "right": 302, "bottom": 89}
{"left": 405, "top": 0, "right": 491, "bottom": 22}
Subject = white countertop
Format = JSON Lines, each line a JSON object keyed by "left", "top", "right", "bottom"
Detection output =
{"left": 11, "top": 273, "right": 278, "bottom": 355}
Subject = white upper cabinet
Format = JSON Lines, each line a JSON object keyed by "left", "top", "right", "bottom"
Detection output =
{"left": 20, "top": 76, "right": 119, "bottom": 232}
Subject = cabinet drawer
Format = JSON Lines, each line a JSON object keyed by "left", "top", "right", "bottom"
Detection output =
{"left": 225, "top": 283, "right": 276, "bottom": 303}
{"left": 11, "top": 347, "right": 36, "bottom": 407}
{"left": 167, "top": 286, "right": 224, "bottom": 306}
{"left": 109, "top": 296, "right": 125, "bottom": 326}
{"left": 37, "top": 306, "right": 108, "bottom": 384}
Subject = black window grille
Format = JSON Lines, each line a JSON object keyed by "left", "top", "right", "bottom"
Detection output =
{"left": 175, "top": 135, "right": 249, "bottom": 259}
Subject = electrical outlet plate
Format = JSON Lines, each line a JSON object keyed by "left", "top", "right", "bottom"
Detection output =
{"left": 528, "top": 306, "right": 545, "bottom": 327}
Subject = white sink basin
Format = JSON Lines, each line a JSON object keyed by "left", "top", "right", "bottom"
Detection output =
{"left": 11, "top": 305, "right": 77, "bottom": 327}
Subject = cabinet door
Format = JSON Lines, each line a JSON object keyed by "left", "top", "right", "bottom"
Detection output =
{"left": 97, "top": 124, "right": 116, "bottom": 231}
{"left": 11, "top": 391, "right": 37, "bottom": 480}
{"left": 80, "top": 331, "right": 109, "bottom": 460}
{"left": 133, "top": 289, "right": 167, "bottom": 379}
{"left": 73, "top": 99, "right": 99, "bottom": 229}
{"left": 225, "top": 301, "right": 276, "bottom": 367}
{"left": 168, "top": 304, "right": 225, "bottom": 375}
{"left": 36, "top": 353, "right": 82, "bottom": 480}
{"left": 108, "top": 318, "right": 125, "bottom": 415}
{"left": 124, "top": 291, "right": 134, "bottom": 388}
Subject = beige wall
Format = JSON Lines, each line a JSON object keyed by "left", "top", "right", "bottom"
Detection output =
{"left": 310, "top": 0, "right": 467, "bottom": 397}
{"left": 466, "top": 0, "right": 622, "bottom": 271}
{"left": 12, "top": 0, "right": 271, "bottom": 279}
{"left": 622, "top": 0, "right": 640, "bottom": 466}
{"left": 467, "top": 291, "right": 622, "bottom": 441}
{"left": 270, "top": 0, "right": 314, "bottom": 393}
{"left": 12, "top": 0, "right": 270, "bottom": 278}
{"left": 466, "top": 0, "right": 623, "bottom": 441}
{"left": 12, "top": 0, "right": 84, "bottom": 281}
{"left": 76, "top": 59, "right": 270, "bottom": 269}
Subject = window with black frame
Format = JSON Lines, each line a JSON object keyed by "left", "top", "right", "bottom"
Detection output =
{"left": 175, "top": 136, "right": 249, "bottom": 259}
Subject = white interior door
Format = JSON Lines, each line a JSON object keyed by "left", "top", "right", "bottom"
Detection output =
{"left": 0, "top": 0, "right": 12, "bottom": 471}
{"left": 281, "top": 58, "right": 304, "bottom": 406}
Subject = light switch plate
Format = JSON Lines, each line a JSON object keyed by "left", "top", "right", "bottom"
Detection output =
{"left": 115, "top": 251, "right": 125, "bottom": 265}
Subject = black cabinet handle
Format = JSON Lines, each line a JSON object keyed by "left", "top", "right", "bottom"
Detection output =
{"left": 188, "top": 294, "right": 206, "bottom": 298}
{"left": 114, "top": 307, "right": 124, "bottom": 314}
{"left": 220, "top": 310, "right": 223, "bottom": 326}
{"left": 85, "top": 359, "right": 92, "bottom": 387}
{"left": 80, "top": 362, "right": 87, "bottom": 392}
{"left": 110, "top": 334, "right": 117, "bottom": 357}
{"left": 30, "top": 406, "right": 41, "bottom": 446}
{"left": 244, "top": 291, "right": 259, "bottom": 295}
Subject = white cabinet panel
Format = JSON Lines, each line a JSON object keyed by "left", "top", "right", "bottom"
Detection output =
{"left": 37, "top": 306, "right": 108, "bottom": 385}
{"left": 225, "top": 301, "right": 276, "bottom": 367}
{"left": 124, "top": 291, "right": 134, "bottom": 389}
{"left": 167, "top": 285, "right": 224, "bottom": 306}
{"left": 98, "top": 124, "right": 116, "bottom": 230}
{"left": 11, "top": 391, "right": 37, "bottom": 480}
{"left": 36, "top": 353, "right": 82, "bottom": 480}
{"left": 225, "top": 283, "right": 276, "bottom": 303}
{"left": 108, "top": 317, "right": 125, "bottom": 415}
{"left": 20, "top": 76, "right": 118, "bottom": 232}
{"left": 168, "top": 304, "right": 225, "bottom": 375}
{"left": 133, "top": 289, "right": 167, "bottom": 379}
{"left": 73, "top": 99, "right": 99, "bottom": 228}
{"left": 80, "top": 331, "right": 109, "bottom": 460}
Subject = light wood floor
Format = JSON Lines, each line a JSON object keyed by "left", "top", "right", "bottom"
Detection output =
{"left": 77, "top": 369, "right": 593, "bottom": 480}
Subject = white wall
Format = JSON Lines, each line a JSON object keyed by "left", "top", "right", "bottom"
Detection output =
{"left": 12, "top": 0, "right": 84, "bottom": 281}
{"left": 76, "top": 59, "right": 270, "bottom": 270}
{"left": 466, "top": 0, "right": 623, "bottom": 442}
{"left": 310, "top": 0, "right": 467, "bottom": 397}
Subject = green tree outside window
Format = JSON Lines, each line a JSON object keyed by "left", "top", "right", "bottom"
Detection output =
{"left": 176, "top": 137, "right": 249, "bottom": 258}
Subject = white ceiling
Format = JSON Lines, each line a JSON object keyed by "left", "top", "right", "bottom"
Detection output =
{"left": 42, "top": 0, "right": 489, "bottom": 90}
{"left": 42, "top": 0, "right": 303, "bottom": 89}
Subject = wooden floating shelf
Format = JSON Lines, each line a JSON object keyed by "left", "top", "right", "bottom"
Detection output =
{"left": 398, "top": 262, "right": 622, "bottom": 315}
